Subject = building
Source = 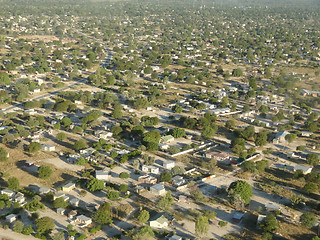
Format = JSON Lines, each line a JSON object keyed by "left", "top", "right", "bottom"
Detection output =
{"left": 294, "top": 165, "right": 313, "bottom": 175}
{"left": 159, "top": 135, "right": 174, "bottom": 144}
{"left": 95, "top": 170, "right": 110, "bottom": 181}
{"left": 163, "top": 160, "right": 175, "bottom": 170}
{"left": 39, "top": 187, "right": 51, "bottom": 195}
{"left": 68, "top": 210, "right": 77, "bottom": 219}
{"left": 169, "top": 235, "right": 183, "bottom": 240}
{"left": 149, "top": 212, "right": 174, "bottom": 229}
{"left": 273, "top": 131, "right": 290, "bottom": 144}
{"left": 205, "top": 151, "right": 229, "bottom": 161}
{"left": 301, "top": 131, "right": 312, "bottom": 137}
{"left": 76, "top": 215, "right": 92, "bottom": 227}
{"left": 6, "top": 214, "right": 17, "bottom": 223}
{"left": 79, "top": 147, "right": 96, "bottom": 155}
{"left": 62, "top": 183, "right": 76, "bottom": 192}
{"left": 54, "top": 192, "right": 65, "bottom": 200}
{"left": 69, "top": 198, "right": 80, "bottom": 207}
{"left": 138, "top": 175, "right": 157, "bottom": 184}
{"left": 1, "top": 189, "right": 15, "bottom": 198}
{"left": 232, "top": 212, "right": 245, "bottom": 223}
{"left": 150, "top": 183, "right": 166, "bottom": 196}
{"left": 42, "top": 144, "right": 56, "bottom": 152}
{"left": 142, "top": 165, "right": 160, "bottom": 174}
{"left": 57, "top": 208, "right": 66, "bottom": 215}
{"left": 14, "top": 193, "right": 25, "bottom": 204}
{"left": 265, "top": 203, "right": 281, "bottom": 212}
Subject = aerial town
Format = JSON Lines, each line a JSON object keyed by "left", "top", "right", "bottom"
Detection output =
{"left": 0, "top": 0, "right": 319, "bottom": 240}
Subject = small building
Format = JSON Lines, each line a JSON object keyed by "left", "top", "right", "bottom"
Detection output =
{"left": 149, "top": 212, "right": 174, "bottom": 229}
{"left": 257, "top": 215, "right": 266, "bottom": 227}
{"left": 42, "top": 144, "right": 56, "bottom": 152}
{"left": 68, "top": 210, "right": 77, "bottom": 219}
{"left": 57, "top": 208, "right": 66, "bottom": 215}
{"left": 169, "top": 235, "right": 183, "bottom": 240}
{"left": 301, "top": 131, "right": 312, "bottom": 137}
{"left": 6, "top": 214, "right": 17, "bottom": 223}
{"left": 142, "top": 165, "right": 160, "bottom": 174}
{"left": 54, "top": 192, "right": 65, "bottom": 200}
{"left": 159, "top": 135, "right": 174, "bottom": 144}
{"left": 172, "top": 176, "right": 186, "bottom": 187}
{"left": 79, "top": 147, "right": 96, "bottom": 155}
{"left": 150, "top": 183, "right": 166, "bottom": 196}
{"left": 62, "top": 183, "right": 76, "bottom": 192}
{"left": 39, "top": 187, "right": 51, "bottom": 195}
{"left": 265, "top": 203, "right": 281, "bottom": 212}
{"left": 95, "top": 170, "right": 110, "bottom": 181}
{"left": 14, "top": 193, "right": 25, "bottom": 204}
{"left": 232, "top": 212, "right": 245, "bottom": 223}
{"left": 1, "top": 189, "right": 15, "bottom": 198}
{"left": 138, "top": 175, "right": 157, "bottom": 184}
{"left": 273, "top": 131, "right": 290, "bottom": 144}
{"left": 76, "top": 215, "right": 92, "bottom": 227}
{"left": 163, "top": 160, "right": 175, "bottom": 170}
{"left": 69, "top": 198, "right": 80, "bottom": 207}
{"left": 205, "top": 151, "right": 229, "bottom": 161}
{"left": 178, "top": 195, "right": 188, "bottom": 203}
{"left": 25, "top": 161, "right": 35, "bottom": 167}
{"left": 294, "top": 165, "right": 313, "bottom": 175}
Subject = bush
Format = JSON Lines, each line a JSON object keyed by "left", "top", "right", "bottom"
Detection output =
{"left": 119, "top": 172, "right": 130, "bottom": 179}
{"left": 38, "top": 165, "right": 52, "bottom": 179}
{"left": 218, "top": 221, "right": 228, "bottom": 227}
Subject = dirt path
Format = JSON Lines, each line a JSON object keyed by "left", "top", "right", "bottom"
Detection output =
{"left": 0, "top": 229, "right": 37, "bottom": 240}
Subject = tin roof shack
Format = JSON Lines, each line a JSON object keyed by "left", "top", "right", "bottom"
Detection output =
{"left": 57, "top": 208, "right": 66, "bottom": 215}
{"left": 205, "top": 151, "right": 229, "bottom": 161}
{"left": 1, "top": 189, "right": 15, "bottom": 198}
{"left": 265, "top": 203, "right": 281, "bottom": 212}
{"left": 294, "top": 165, "right": 313, "bottom": 175}
{"left": 42, "top": 144, "right": 56, "bottom": 152}
{"left": 142, "top": 165, "right": 160, "bottom": 174}
{"left": 150, "top": 183, "right": 166, "bottom": 196}
{"left": 138, "top": 175, "right": 157, "bottom": 184}
{"left": 159, "top": 135, "right": 174, "bottom": 144}
{"left": 273, "top": 131, "right": 290, "bottom": 144}
{"left": 232, "top": 212, "right": 245, "bottom": 223}
{"left": 62, "top": 183, "right": 76, "bottom": 192}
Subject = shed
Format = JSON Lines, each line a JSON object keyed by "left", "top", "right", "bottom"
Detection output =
{"left": 76, "top": 215, "right": 92, "bottom": 227}
{"left": 163, "top": 160, "right": 175, "bottom": 170}
{"left": 57, "top": 208, "right": 66, "bottom": 215}
{"left": 150, "top": 183, "right": 166, "bottom": 196}
{"left": 42, "top": 144, "right": 56, "bottom": 152}
{"left": 95, "top": 170, "right": 110, "bottom": 181}
{"left": 62, "top": 182, "right": 76, "bottom": 192}
{"left": 1, "top": 189, "right": 15, "bottom": 198}
{"left": 232, "top": 212, "right": 245, "bottom": 223}
{"left": 6, "top": 214, "right": 17, "bottom": 223}
{"left": 69, "top": 198, "right": 80, "bottom": 207}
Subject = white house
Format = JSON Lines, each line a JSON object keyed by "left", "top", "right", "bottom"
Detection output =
{"left": 1, "top": 189, "right": 15, "bottom": 198}
{"left": 95, "top": 170, "right": 110, "bottom": 181}
{"left": 57, "top": 208, "right": 65, "bottom": 215}
{"left": 294, "top": 165, "right": 313, "bottom": 175}
{"left": 142, "top": 165, "right": 160, "bottom": 174}
{"left": 150, "top": 183, "right": 166, "bottom": 196}
{"left": 62, "top": 183, "right": 76, "bottom": 192}
{"left": 76, "top": 215, "right": 92, "bottom": 227}
{"left": 163, "top": 161, "right": 175, "bottom": 170}
{"left": 42, "top": 144, "right": 56, "bottom": 152}
{"left": 69, "top": 198, "right": 80, "bottom": 207}
{"left": 273, "top": 131, "right": 290, "bottom": 144}
{"left": 6, "top": 214, "right": 17, "bottom": 223}
{"left": 149, "top": 212, "right": 173, "bottom": 229}
{"left": 80, "top": 147, "right": 96, "bottom": 155}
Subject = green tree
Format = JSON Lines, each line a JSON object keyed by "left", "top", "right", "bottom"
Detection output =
{"left": 119, "top": 184, "right": 129, "bottom": 193}
{"left": 119, "top": 172, "right": 130, "bottom": 179}
{"left": 172, "top": 105, "right": 182, "bottom": 113}
{"left": 157, "top": 191, "right": 173, "bottom": 210}
{"left": 195, "top": 216, "right": 209, "bottom": 235}
{"left": 74, "top": 139, "right": 87, "bottom": 151}
{"left": 228, "top": 180, "right": 252, "bottom": 205}
{"left": 53, "top": 197, "right": 68, "bottom": 209}
{"left": 22, "top": 225, "right": 34, "bottom": 235}
{"left": 259, "top": 214, "right": 278, "bottom": 232}
{"left": 7, "top": 177, "right": 20, "bottom": 191}
{"left": 300, "top": 212, "right": 316, "bottom": 228}
{"left": 107, "top": 191, "right": 119, "bottom": 200}
{"left": 254, "top": 132, "right": 268, "bottom": 146}
{"left": 38, "top": 165, "right": 52, "bottom": 179}
{"left": 306, "top": 153, "right": 319, "bottom": 166}
{"left": 94, "top": 202, "right": 113, "bottom": 225}
{"left": 201, "top": 126, "right": 217, "bottom": 139}
{"left": 137, "top": 210, "right": 150, "bottom": 224}
{"left": 160, "top": 171, "right": 172, "bottom": 182}
{"left": 27, "top": 142, "right": 41, "bottom": 153}
{"left": 303, "top": 182, "right": 318, "bottom": 194}
{"left": 56, "top": 132, "right": 66, "bottom": 141}
{"left": 171, "top": 128, "right": 186, "bottom": 138}
{"left": 285, "top": 133, "right": 297, "bottom": 144}
{"left": 36, "top": 217, "right": 55, "bottom": 234}
{"left": 0, "top": 147, "right": 8, "bottom": 162}
{"left": 87, "top": 178, "right": 105, "bottom": 192}
{"left": 232, "top": 68, "right": 243, "bottom": 77}
{"left": 225, "top": 120, "right": 235, "bottom": 130}
{"left": 13, "top": 220, "right": 24, "bottom": 233}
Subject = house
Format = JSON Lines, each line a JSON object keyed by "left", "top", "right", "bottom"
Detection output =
{"left": 163, "top": 160, "right": 175, "bottom": 170}
{"left": 95, "top": 130, "right": 113, "bottom": 139}
{"left": 150, "top": 183, "right": 166, "bottom": 196}
{"left": 80, "top": 147, "right": 96, "bottom": 155}
{"left": 1, "top": 189, "right": 15, "bottom": 198}
{"left": 172, "top": 176, "right": 186, "bottom": 187}
{"left": 273, "top": 131, "right": 290, "bottom": 144}
{"left": 6, "top": 214, "right": 17, "bottom": 223}
{"left": 159, "top": 135, "right": 174, "bottom": 144}
{"left": 149, "top": 212, "right": 174, "bottom": 229}
{"left": 138, "top": 175, "right": 157, "bottom": 184}
{"left": 294, "top": 165, "right": 313, "bottom": 175}
{"left": 232, "top": 212, "right": 245, "bottom": 223}
{"left": 142, "top": 165, "right": 160, "bottom": 174}
{"left": 14, "top": 193, "right": 25, "bottom": 204}
{"left": 160, "top": 144, "right": 170, "bottom": 151}
{"left": 62, "top": 183, "right": 76, "bottom": 192}
{"left": 54, "top": 192, "right": 65, "bottom": 200}
{"left": 68, "top": 210, "right": 77, "bottom": 219}
{"left": 265, "top": 203, "right": 281, "bottom": 212}
{"left": 178, "top": 195, "right": 188, "bottom": 202}
{"left": 69, "top": 198, "right": 80, "bottom": 207}
{"left": 25, "top": 161, "right": 34, "bottom": 167}
{"left": 95, "top": 170, "right": 110, "bottom": 181}
{"left": 301, "top": 131, "right": 312, "bottom": 137}
{"left": 169, "top": 235, "right": 183, "bottom": 240}
{"left": 39, "top": 187, "right": 51, "bottom": 195}
{"left": 57, "top": 208, "right": 66, "bottom": 215}
{"left": 42, "top": 144, "right": 56, "bottom": 152}
{"left": 76, "top": 215, "right": 92, "bottom": 227}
